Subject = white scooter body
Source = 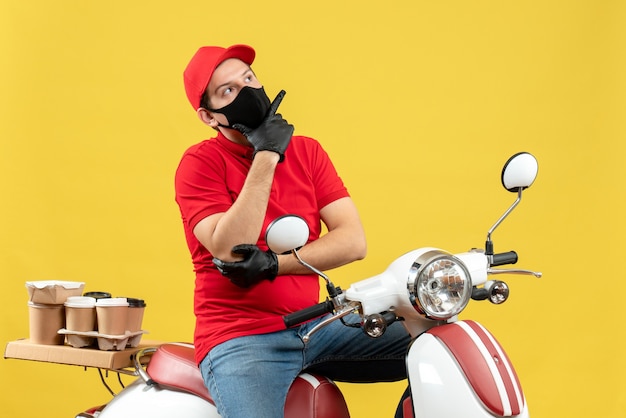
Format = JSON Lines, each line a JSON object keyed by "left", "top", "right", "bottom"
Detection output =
{"left": 344, "top": 249, "right": 528, "bottom": 418}
{"left": 98, "top": 379, "right": 218, "bottom": 418}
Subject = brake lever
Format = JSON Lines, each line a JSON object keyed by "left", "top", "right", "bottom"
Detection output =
{"left": 302, "top": 302, "right": 360, "bottom": 344}
{"left": 488, "top": 268, "right": 542, "bottom": 278}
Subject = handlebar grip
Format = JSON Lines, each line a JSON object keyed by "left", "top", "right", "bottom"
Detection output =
{"left": 283, "top": 300, "right": 334, "bottom": 328}
{"left": 491, "top": 251, "right": 518, "bottom": 266}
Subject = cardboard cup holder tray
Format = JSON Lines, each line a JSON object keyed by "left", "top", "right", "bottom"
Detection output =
{"left": 58, "top": 329, "right": 148, "bottom": 351}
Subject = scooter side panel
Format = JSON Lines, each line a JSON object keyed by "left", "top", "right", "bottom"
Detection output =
{"left": 406, "top": 322, "right": 529, "bottom": 418}
{"left": 98, "top": 379, "right": 220, "bottom": 418}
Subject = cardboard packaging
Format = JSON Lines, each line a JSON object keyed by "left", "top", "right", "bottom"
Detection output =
{"left": 26, "top": 281, "right": 85, "bottom": 304}
{"left": 4, "top": 339, "right": 161, "bottom": 370}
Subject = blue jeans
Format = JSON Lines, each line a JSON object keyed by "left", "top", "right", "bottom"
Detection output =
{"left": 199, "top": 314, "right": 411, "bottom": 418}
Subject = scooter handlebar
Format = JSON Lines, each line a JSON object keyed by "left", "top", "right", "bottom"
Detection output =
{"left": 283, "top": 300, "right": 334, "bottom": 328}
{"left": 491, "top": 251, "right": 518, "bottom": 266}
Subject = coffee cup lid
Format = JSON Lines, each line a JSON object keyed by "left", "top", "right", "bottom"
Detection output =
{"left": 83, "top": 291, "right": 112, "bottom": 299}
{"left": 95, "top": 297, "right": 129, "bottom": 307}
{"left": 121, "top": 297, "right": 146, "bottom": 307}
{"left": 64, "top": 296, "right": 96, "bottom": 308}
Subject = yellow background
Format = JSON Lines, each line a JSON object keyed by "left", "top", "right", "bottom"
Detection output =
{"left": 1, "top": 1, "right": 624, "bottom": 416}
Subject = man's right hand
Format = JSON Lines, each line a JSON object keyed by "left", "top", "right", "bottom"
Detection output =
{"left": 233, "top": 90, "right": 294, "bottom": 162}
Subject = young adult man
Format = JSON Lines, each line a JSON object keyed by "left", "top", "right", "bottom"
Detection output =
{"left": 175, "top": 44, "right": 411, "bottom": 417}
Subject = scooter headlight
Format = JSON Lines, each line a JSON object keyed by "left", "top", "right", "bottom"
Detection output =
{"left": 407, "top": 250, "right": 472, "bottom": 320}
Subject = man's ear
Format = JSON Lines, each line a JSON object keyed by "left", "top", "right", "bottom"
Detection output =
{"left": 197, "top": 108, "right": 218, "bottom": 128}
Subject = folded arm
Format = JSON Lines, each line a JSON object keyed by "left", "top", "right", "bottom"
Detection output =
{"left": 276, "top": 197, "right": 367, "bottom": 275}
{"left": 193, "top": 151, "right": 280, "bottom": 261}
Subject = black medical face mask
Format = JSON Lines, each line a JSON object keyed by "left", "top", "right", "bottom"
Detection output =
{"left": 209, "top": 86, "right": 271, "bottom": 130}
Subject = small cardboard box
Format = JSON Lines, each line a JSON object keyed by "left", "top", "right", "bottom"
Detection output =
{"left": 26, "top": 281, "right": 85, "bottom": 304}
{"left": 4, "top": 339, "right": 161, "bottom": 370}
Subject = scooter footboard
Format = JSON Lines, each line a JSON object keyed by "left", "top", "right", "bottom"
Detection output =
{"left": 406, "top": 320, "right": 527, "bottom": 418}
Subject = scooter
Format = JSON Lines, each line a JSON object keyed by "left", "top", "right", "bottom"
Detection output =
{"left": 78, "top": 151, "right": 541, "bottom": 418}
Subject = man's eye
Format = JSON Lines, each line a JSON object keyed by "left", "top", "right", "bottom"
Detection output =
{"left": 223, "top": 87, "right": 233, "bottom": 95}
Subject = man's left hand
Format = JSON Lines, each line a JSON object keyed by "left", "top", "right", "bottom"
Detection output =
{"left": 212, "top": 244, "right": 279, "bottom": 288}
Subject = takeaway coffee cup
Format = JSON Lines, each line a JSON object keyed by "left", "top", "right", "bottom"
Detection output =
{"left": 28, "top": 302, "right": 65, "bottom": 345}
{"left": 95, "top": 297, "right": 129, "bottom": 336}
{"left": 64, "top": 296, "right": 97, "bottom": 332}
{"left": 83, "top": 291, "right": 111, "bottom": 330}
{"left": 124, "top": 298, "right": 146, "bottom": 333}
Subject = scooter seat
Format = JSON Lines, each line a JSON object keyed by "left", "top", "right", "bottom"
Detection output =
{"left": 147, "top": 343, "right": 213, "bottom": 403}
{"left": 147, "top": 343, "right": 350, "bottom": 418}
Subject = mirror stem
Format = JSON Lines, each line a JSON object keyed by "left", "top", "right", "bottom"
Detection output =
{"left": 291, "top": 249, "right": 342, "bottom": 299}
{"left": 485, "top": 188, "right": 523, "bottom": 255}
{"left": 292, "top": 249, "right": 331, "bottom": 285}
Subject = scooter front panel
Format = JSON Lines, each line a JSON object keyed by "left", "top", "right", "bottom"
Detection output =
{"left": 427, "top": 320, "right": 525, "bottom": 416}
{"left": 407, "top": 333, "right": 496, "bottom": 417}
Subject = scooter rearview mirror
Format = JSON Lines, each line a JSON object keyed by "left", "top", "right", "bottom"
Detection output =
{"left": 486, "top": 152, "right": 539, "bottom": 255}
{"left": 265, "top": 215, "right": 309, "bottom": 254}
{"left": 265, "top": 214, "right": 337, "bottom": 292}
{"left": 501, "top": 152, "right": 538, "bottom": 193}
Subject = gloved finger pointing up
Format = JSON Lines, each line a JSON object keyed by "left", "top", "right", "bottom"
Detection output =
{"left": 268, "top": 90, "right": 286, "bottom": 116}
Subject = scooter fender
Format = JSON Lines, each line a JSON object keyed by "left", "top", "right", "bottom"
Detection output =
{"left": 97, "top": 378, "right": 220, "bottom": 418}
{"left": 406, "top": 320, "right": 528, "bottom": 418}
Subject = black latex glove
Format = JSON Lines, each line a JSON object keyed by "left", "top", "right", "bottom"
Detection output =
{"left": 212, "top": 244, "right": 279, "bottom": 288}
{"left": 233, "top": 90, "right": 294, "bottom": 162}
